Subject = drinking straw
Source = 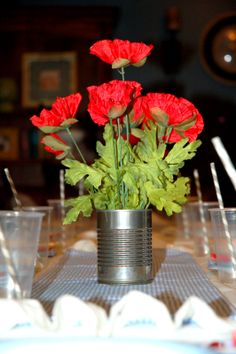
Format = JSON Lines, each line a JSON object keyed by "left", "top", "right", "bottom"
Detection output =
{"left": 59, "top": 169, "right": 65, "bottom": 206}
{"left": 193, "top": 169, "right": 209, "bottom": 251}
{"left": 182, "top": 206, "right": 190, "bottom": 239}
{"left": 0, "top": 225, "right": 22, "bottom": 299}
{"left": 210, "top": 162, "right": 236, "bottom": 273}
{"left": 4, "top": 168, "right": 22, "bottom": 209}
{"left": 211, "top": 136, "right": 236, "bottom": 192}
{"left": 59, "top": 170, "right": 66, "bottom": 235}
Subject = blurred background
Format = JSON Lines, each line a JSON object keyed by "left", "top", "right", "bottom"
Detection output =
{"left": 0, "top": 0, "right": 236, "bottom": 208}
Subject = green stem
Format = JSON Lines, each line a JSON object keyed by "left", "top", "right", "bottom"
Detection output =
{"left": 120, "top": 67, "right": 125, "bottom": 81}
{"left": 117, "top": 67, "right": 126, "bottom": 80}
{"left": 66, "top": 127, "right": 87, "bottom": 164}
{"left": 117, "top": 117, "right": 125, "bottom": 208}
{"left": 119, "top": 67, "right": 131, "bottom": 143}
{"left": 118, "top": 66, "right": 130, "bottom": 207}
{"left": 109, "top": 117, "right": 121, "bottom": 208}
{"left": 125, "top": 114, "right": 130, "bottom": 143}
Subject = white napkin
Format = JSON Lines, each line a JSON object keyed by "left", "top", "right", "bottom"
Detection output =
{"left": 0, "top": 299, "right": 52, "bottom": 336}
{"left": 0, "top": 290, "right": 236, "bottom": 346}
{"left": 71, "top": 239, "right": 97, "bottom": 252}
{"left": 109, "top": 290, "right": 174, "bottom": 338}
{"left": 51, "top": 295, "right": 107, "bottom": 336}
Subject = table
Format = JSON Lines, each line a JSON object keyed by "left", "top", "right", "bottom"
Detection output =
{"left": 32, "top": 248, "right": 235, "bottom": 318}
{"left": 2, "top": 212, "right": 236, "bottom": 354}
{"left": 32, "top": 212, "right": 236, "bottom": 318}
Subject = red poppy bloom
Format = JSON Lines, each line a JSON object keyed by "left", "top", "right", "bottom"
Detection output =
{"left": 41, "top": 133, "right": 67, "bottom": 156}
{"left": 133, "top": 93, "right": 204, "bottom": 142}
{"left": 30, "top": 93, "right": 82, "bottom": 129}
{"left": 130, "top": 96, "right": 147, "bottom": 125}
{"left": 90, "top": 39, "right": 154, "bottom": 69}
{"left": 87, "top": 80, "right": 142, "bottom": 126}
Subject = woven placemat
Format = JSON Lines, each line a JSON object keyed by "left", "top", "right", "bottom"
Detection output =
{"left": 32, "top": 248, "right": 236, "bottom": 317}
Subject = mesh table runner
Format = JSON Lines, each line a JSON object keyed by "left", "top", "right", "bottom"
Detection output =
{"left": 32, "top": 248, "right": 236, "bottom": 317}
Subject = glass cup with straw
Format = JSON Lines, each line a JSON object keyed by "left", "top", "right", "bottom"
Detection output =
{"left": 4, "top": 167, "right": 22, "bottom": 210}
{"left": 17, "top": 206, "right": 53, "bottom": 270}
{"left": 210, "top": 162, "right": 236, "bottom": 286}
{"left": 191, "top": 169, "right": 219, "bottom": 258}
{"left": 0, "top": 210, "right": 44, "bottom": 298}
{"left": 47, "top": 170, "right": 75, "bottom": 254}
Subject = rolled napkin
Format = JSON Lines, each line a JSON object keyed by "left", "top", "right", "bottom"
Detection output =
{"left": 109, "top": 290, "right": 174, "bottom": 337}
{"left": 52, "top": 295, "right": 107, "bottom": 336}
{"left": 71, "top": 239, "right": 97, "bottom": 253}
{"left": 0, "top": 299, "right": 52, "bottom": 335}
{"left": 0, "top": 290, "right": 236, "bottom": 347}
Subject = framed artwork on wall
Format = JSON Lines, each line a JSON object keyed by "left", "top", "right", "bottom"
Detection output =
{"left": 0, "top": 127, "right": 19, "bottom": 160}
{"left": 199, "top": 12, "right": 236, "bottom": 85}
{"left": 22, "top": 52, "right": 78, "bottom": 108}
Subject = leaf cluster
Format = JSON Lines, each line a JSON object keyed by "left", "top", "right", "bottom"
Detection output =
{"left": 62, "top": 122, "right": 201, "bottom": 224}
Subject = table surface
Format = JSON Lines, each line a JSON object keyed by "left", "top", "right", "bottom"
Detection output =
{"left": 2, "top": 211, "right": 236, "bottom": 354}
{"left": 32, "top": 211, "right": 236, "bottom": 318}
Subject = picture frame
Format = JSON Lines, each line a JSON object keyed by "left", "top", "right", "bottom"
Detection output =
{"left": 0, "top": 127, "right": 19, "bottom": 160}
{"left": 22, "top": 52, "right": 78, "bottom": 108}
{"left": 199, "top": 12, "right": 236, "bottom": 85}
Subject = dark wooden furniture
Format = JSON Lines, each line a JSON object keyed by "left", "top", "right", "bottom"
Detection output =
{"left": 0, "top": 6, "right": 118, "bottom": 207}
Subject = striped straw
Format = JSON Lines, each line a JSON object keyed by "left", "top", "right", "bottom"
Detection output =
{"left": 59, "top": 170, "right": 66, "bottom": 237}
{"left": 0, "top": 225, "right": 22, "bottom": 299}
{"left": 211, "top": 136, "right": 236, "bottom": 192}
{"left": 210, "top": 162, "right": 236, "bottom": 273}
{"left": 193, "top": 169, "right": 209, "bottom": 252}
{"left": 4, "top": 168, "right": 22, "bottom": 209}
{"left": 182, "top": 206, "right": 190, "bottom": 239}
{"left": 59, "top": 169, "right": 65, "bottom": 207}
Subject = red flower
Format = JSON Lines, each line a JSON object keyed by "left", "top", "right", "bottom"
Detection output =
{"left": 90, "top": 39, "right": 154, "bottom": 69}
{"left": 41, "top": 133, "right": 66, "bottom": 156}
{"left": 133, "top": 93, "right": 204, "bottom": 142}
{"left": 130, "top": 96, "right": 147, "bottom": 125}
{"left": 30, "top": 93, "right": 82, "bottom": 129}
{"left": 122, "top": 134, "right": 140, "bottom": 145}
{"left": 87, "top": 80, "right": 142, "bottom": 126}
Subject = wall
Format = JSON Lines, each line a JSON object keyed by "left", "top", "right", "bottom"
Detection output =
{"left": 8, "top": 0, "right": 236, "bottom": 204}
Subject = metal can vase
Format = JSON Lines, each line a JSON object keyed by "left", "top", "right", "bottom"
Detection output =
{"left": 96, "top": 209, "right": 153, "bottom": 285}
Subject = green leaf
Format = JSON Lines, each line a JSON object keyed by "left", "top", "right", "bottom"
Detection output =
{"left": 54, "top": 112, "right": 202, "bottom": 223}
{"left": 63, "top": 195, "right": 93, "bottom": 224}
{"left": 123, "top": 170, "right": 139, "bottom": 193}
{"left": 112, "top": 58, "right": 130, "bottom": 69}
{"left": 144, "top": 177, "right": 190, "bottom": 215}
{"left": 55, "top": 151, "right": 71, "bottom": 160}
{"left": 61, "top": 118, "right": 78, "bottom": 127}
{"left": 39, "top": 126, "right": 63, "bottom": 134}
{"left": 132, "top": 57, "right": 147, "bottom": 67}
{"left": 62, "top": 158, "right": 104, "bottom": 189}
{"left": 42, "top": 135, "right": 70, "bottom": 152}
{"left": 165, "top": 139, "right": 202, "bottom": 165}
{"left": 96, "top": 125, "right": 115, "bottom": 166}
{"left": 150, "top": 108, "right": 169, "bottom": 127}
{"left": 172, "top": 114, "right": 196, "bottom": 132}
{"left": 130, "top": 128, "right": 144, "bottom": 139}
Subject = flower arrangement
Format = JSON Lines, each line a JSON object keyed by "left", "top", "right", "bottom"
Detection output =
{"left": 30, "top": 39, "right": 204, "bottom": 225}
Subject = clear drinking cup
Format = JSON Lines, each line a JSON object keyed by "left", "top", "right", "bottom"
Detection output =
{"left": 20, "top": 206, "right": 53, "bottom": 270}
{"left": 187, "top": 201, "right": 219, "bottom": 258}
{"left": 0, "top": 210, "right": 44, "bottom": 298}
{"left": 47, "top": 199, "right": 75, "bottom": 254}
{"left": 209, "top": 208, "right": 236, "bottom": 286}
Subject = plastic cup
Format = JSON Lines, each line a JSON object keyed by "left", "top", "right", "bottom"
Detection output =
{"left": 20, "top": 206, "right": 53, "bottom": 269}
{"left": 0, "top": 210, "right": 44, "bottom": 298}
{"left": 187, "top": 201, "right": 219, "bottom": 257}
{"left": 209, "top": 208, "right": 236, "bottom": 286}
{"left": 175, "top": 203, "right": 192, "bottom": 240}
{"left": 47, "top": 199, "right": 75, "bottom": 254}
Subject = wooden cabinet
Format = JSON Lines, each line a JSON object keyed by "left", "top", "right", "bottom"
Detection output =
{"left": 0, "top": 6, "right": 118, "bottom": 207}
